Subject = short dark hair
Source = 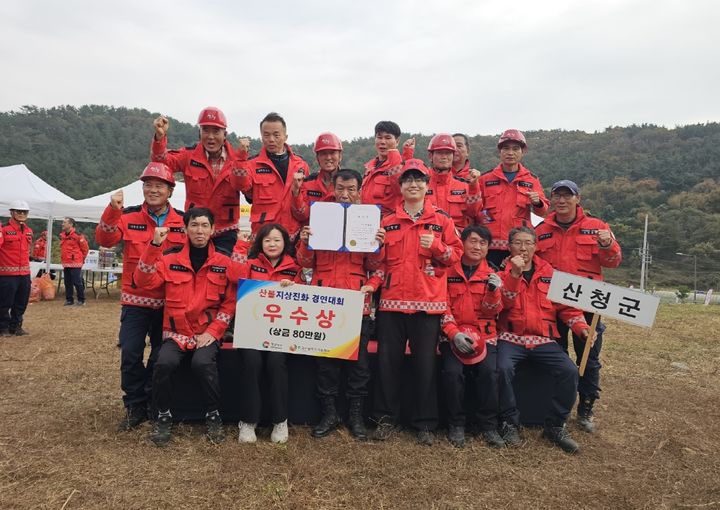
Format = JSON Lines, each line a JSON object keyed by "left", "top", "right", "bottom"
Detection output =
{"left": 508, "top": 226, "right": 536, "bottom": 243}
{"left": 461, "top": 225, "right": 491, "bottom": 244}
{"left": 374, "top": 121, "right": 401, "bottom": 139}
{"left": 64, "top": 217, "right": 76, "bottom": 227}
{"left": 452, "top": 133, "right": 470, "bottom": 149}
{"left": 249, "top": 223, "right": 295, "bottom": 259}
{"left": 332, "top": 169, "right": 363, "bottom": 189}
{"left": 183, "top": 207, "right": 214, "bottom": 227}
{"left": 399, "top": 169, "right": 429, "bottom": 184}
{"left": 260, "top": 112, "right": 287, "bottom": 130}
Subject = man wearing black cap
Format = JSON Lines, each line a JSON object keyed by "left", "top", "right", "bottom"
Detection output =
{"left": 371, "top": 159, "right": 463, "bottom": 446}
{"left": 535, "top": 180, "right": 622, "bottom": 433}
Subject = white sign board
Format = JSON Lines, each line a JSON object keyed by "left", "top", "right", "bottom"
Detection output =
{"left": 547, "top": 271, "right": 660, "bottom": 328}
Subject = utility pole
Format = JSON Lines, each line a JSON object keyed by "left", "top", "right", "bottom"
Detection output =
{"left": 639, "top": 214, "right": 651, "bottom": 291}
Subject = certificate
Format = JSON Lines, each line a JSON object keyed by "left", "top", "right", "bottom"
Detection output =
{"left": 308, "top": 202, "right": 381, "bottom": 253}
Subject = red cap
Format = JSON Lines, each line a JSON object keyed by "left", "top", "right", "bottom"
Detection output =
{"left": 197, "top": 107, "right": 227, "bottom": 129}
{"left": 497, "top": 129, "right": 527, "bottom": 150}
{"left": 313, "top": 132, "right": 343, "bottom": 152}
{"left": 428, "top": 133, "right": 457, "bottom": 152}
{"left": 140, "top": 162, "right": 175, "bottom": 187}
{"left": 450, "top": 324, "right": 488, "bottom": 365}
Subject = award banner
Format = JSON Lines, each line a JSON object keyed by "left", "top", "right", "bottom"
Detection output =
{"left": 233, "top": 279, "right": 364, "bottom": 360}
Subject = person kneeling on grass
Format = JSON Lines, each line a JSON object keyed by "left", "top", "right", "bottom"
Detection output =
{"left": 134, "top": 207, "right": 240, "bottom": 447}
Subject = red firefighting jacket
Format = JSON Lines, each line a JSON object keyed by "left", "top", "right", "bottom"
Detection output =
{"left": 376, "top": 200, "right": 463, "bottom": 314}
{"left": 426, "top": 170, "right": 483, "bottom": 230}
{"left": 296, "top": 236, "right": 384, "bottom": 316}
{"left": 360, "top": 147, "right": 414, "bottom": 217}
{"left": 151, "top": 137, "right": 242, "bottom": 234}
{"left": 291, "top": 172, "right": 336, "bottom": 223}
{"left": 231, "top": 237, "right": 251, "bottom": 265}
{"left": 441, "top": 259, "right": 503, "bottom": 346}
{"left": 134, "top": 241, "right": 240, "bottom": 350}
{"left": 60, "top": 228, "right": 89, "bottom": 268}
{"left": 498, "top": 255, "right": 587, "bottom": 349}
{"left": 231, "top": 145, "right": 310, "bottom": 238}
{"left": 95, "top": 203, "right": 186, "bottom": 309}
{"left": 0, "top": 219, "right": 33, "bottom": 276}
{"left": 453, "top": 159, "right": 471, "bottom": 181}
{"left": 535, "top": 206, "right": 622, "bottom": 281}
{"left": 238, "top": 253, "right": 303, "bottom": 283}
{"left": 478, "top": 164, "right": 549, "bottom": 250}
{"left": 32, "top": 234, "right": 47, "bottom": 261}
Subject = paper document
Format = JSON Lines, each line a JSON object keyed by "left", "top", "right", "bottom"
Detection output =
{"left": 308, "top": 202, "right": 381, "bottom": 252}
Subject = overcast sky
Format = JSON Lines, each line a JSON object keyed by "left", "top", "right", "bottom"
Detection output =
{"left": 2, "top": 0, "right": 718, "bottom": 144}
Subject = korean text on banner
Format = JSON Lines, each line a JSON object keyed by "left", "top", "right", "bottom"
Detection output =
{"left": 547, "top": 270, "right": 660, "bottom": 328}
{"left": 233, "top": 279, "right": 364, "bottom": 360}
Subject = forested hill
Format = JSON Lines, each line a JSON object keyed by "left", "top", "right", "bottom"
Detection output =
{"left": 2, "top": 105, "right": 719, "bottom": 288}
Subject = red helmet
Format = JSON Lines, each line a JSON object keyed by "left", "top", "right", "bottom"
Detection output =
{"left": 400, "top": 158, "right": 430, "bottom": 177}
{"left": 450, "top": 324, "right": 487, "bottom": 365}
{"left": 140, "top": 162, "right": 175, "bottom": 187}
{"left": 197, "top": 107, "right": 227, "bottom": 129}
{"left": 497, "top": 129, "right": 527, "bottom": 150}
{"left": 314, "top": 132, "right": 343, "bottom": 153}
{"left": 428, "top": 133, "right": 457, "bottom": 152}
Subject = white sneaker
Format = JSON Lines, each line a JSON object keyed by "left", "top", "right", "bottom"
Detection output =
{"left": 271, "top": 420, "right": 289, "bottom": 444}
{"left": 238, "top": 421, "right": 257, "bottom": 443}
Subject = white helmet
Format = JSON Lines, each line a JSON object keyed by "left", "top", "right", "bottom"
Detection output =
{"left": 9, "top": 199, "right": 30, "bottom": 211}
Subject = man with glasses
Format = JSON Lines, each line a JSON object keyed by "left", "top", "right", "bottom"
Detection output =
{"left": 478, "top": 129, "right": 549, "bottom": 268}
{"left": 371, "top": 159, "right": 463, "bottom": 446}
{"left": 0, "top": 201, "right": 33, "bottom": 337}
{"left": 497, "top": 226, "right": 590, "bottom": 453}
{"left": 535, "top": 180, "right": 622, "bottom": 433}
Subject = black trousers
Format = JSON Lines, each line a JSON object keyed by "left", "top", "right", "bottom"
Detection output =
{"left": 152, "top": 340, "right": 220, "bottom": 414}
{"left": 63, "top": 267, "right": 85, "bottom": 303}
{"left": 316, "top": 316, "right": 372, "bottom": 400}
{"left": 118, "top": 305, "right": 163, "bottom": 408}
{"left": 557, "top": 312, "right": 605, "bottom": 400}
{"left": 497, "top": 340, "right": 578, "bottom": 427}
{"left": 0, "top": 275, "right": 31, "bottom": 332}
{"left": 239, "top": 349, "right": 288, "bottom": 424}
{"left": 373, "top": 311, "right": 440, "bottom": 430}
{"left": 440, "top": 342, "right": 500, "bottom": 430}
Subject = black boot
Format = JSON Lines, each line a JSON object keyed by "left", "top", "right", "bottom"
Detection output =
{"left": 577, "top": 395, "right": 597, "bottom": 433}
{"left": 117, "top": 404, "right": 148, "bottom": 432}
{"left": 312, "top": 397, "right": 340, "bottom": 438}
{"left": 150, "top": 411, "right": 173, "bottom": 447}
{"left": 542, "top": 423, "right": 579, "bottom": 454}
{"left": 347, "top": 398, "right": 367, "bottom": 441}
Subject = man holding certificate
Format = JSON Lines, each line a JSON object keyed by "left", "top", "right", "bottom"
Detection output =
{"left": 297, "top": 169, "right": 386, "bottom": 441}
{"left": 371, "top": 159, "right": 463, "bottom": 446}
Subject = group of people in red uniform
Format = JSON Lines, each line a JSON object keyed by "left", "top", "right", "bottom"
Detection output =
{"left": 0, "top": 107, "right": 622, "bottom": 454}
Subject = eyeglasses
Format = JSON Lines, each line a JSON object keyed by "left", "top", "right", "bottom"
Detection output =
{"left": 510, "top": 240, "right": 536, "bottom": 247}
{"left": 12, "top": 210, "right": 29, "bottom": 215}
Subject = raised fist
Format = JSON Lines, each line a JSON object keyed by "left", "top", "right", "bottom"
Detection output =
{"left": 403, "top": 137, "right": 416, "bottom": 151}
{"left": 291, "top": 171, "right": 305, "bottom": 196}
{"left": 154, "top": 116, "right": 169, "bottom": 139}
{"left": 238, "top": 137, "right": 251, "bottom": 153}
{"left": 510, "top": 255, "right": 525, "bottom": 275}
{"left": 468, "top": 168, "right": 481, "bottom": 184}
{"left": 153, "top": 226, "right": 169, "bottom": 245}
{"left": 110, "top": 189, "right": 124, "bottom": 210}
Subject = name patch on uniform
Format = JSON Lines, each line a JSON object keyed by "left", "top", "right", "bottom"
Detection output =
{"left": 307, "top": 190, "right": 323, "bottom": 197}
{"left": 190, "top": 160, "right": 205, "bottom": 168}
{"left": 280, "top": 269, "right": 298, "bottom": 277}
{"left": 128, "top": 224, "right": 147, "bottom": 231}
{"left": 169, "top": 264, "right": 190, "bottom": 272}
{"left": 517, "top": 181, "right": 533, "bottom": 188}
{"left": 425, "top": 189, "right": 434, "bottom": 195}
{"left": 424, "top": 224, "right": 443, "bottom": 232}
{"left": 210, "top": 265, "right": 227, "bottom": 273}
{"left": 450, "top": 190, "right": 466, "bottom": 196}
{"left": 540, "top": 277, "right": 552, "bottom": 283}
{"left": 538, "top": 233, "right": 553, "bottom": 240}
{"left": 256, "top": 167, "right": 273, "bottom": 174}
{"left": 251, "top": 265, "right": 268, "bottom": 273}
{"left": 485, "top": 180, "right": 501, "bottom": 187}
{"left": 580, "top": 229, "right": 599, "bottom": 235}
{"left": 169, "top": 227, "right": 185, "bottom": 233}
{"left": 448, "top": 276, "right": 464, "bottom": 283}
{"left": 385, "top": 224, "right": 401, "bottom": 231}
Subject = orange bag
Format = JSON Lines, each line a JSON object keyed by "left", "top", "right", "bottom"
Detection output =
{"left": 29, "top": 278, "right": 42, "bottom": 303}
{"left": 38, "top": 273, "right": 56, "bottom": 301}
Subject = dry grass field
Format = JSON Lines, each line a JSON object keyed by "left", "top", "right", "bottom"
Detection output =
{"left": 1, "top": 291, "right": 719, "bottom": 509}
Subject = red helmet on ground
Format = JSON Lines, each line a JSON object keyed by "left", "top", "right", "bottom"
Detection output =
{"left": 314, "top": 132, "right": 343, "bottom": 153}
{"left": 497, "top": 129, "right": 527, "bottom": 150}
{"left": 450, "top": 324, "right": 488, "bottom": 365}
{"left": 197, "top": 107, "right": 227, "bottom": 129}
{"left": 400, "top": 158, "right": 430, "bottom": 178}
{"left": 428, "top": 133, "right": 457, "bottom": 153}
{"left": 140, "top": 162, "right": 175, "bottom": 188}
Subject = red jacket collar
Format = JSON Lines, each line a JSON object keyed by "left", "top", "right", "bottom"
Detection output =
{"left": 175, "top": 240, "right": 218, "bottom": 271}
{"left": 543, "top": 206, "right": 586, "bottom": 229}
{"left": 491, "top": 163, "right": 531, "bottom": 181}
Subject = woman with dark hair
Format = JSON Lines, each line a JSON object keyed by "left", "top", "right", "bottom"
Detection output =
{"left": 237, "top": 223, "right": 302, "bottom": 444}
